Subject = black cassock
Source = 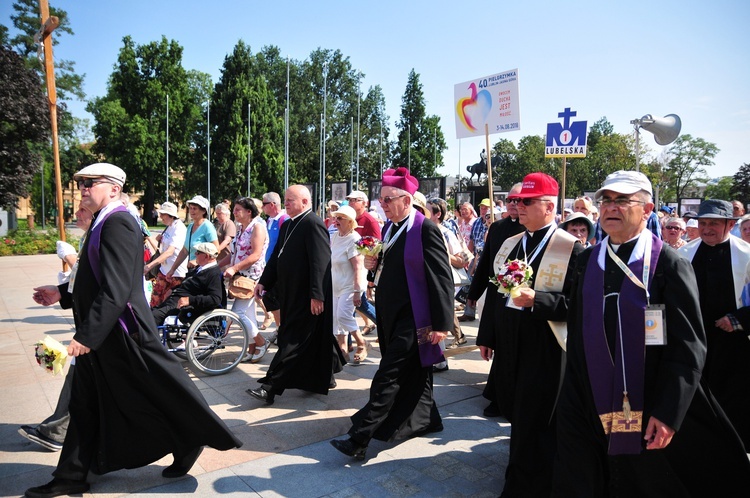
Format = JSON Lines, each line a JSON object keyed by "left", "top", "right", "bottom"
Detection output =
{"left": 554, "top": 241, "right": 750, "bottom": 497}
{"left": 258, "top": 210, "right": 344, "bottom": 395}
{"left": 349, "top": 216, "right": 453, "bottom": 444}
{"left": 55, "top": 208, "right": 240, "bottom": 480}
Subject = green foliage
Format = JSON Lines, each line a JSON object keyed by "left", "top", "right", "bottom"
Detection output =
{"left": 704, "top": 176, "right": 734, "bottom": 201}
{"left": 0, "top": 45, "right": 49, "bottom": 208}
{"left": 661, "top": 134, "right": 718, "bottom": 201}
{"left": 731, "top": 163, "right": 750, "bottom": 207}
{"left": 393, "top": 69, "right": 446, "bottom": 179}
{"left": 0, "top": 227, "right": 80, "bottom": 257}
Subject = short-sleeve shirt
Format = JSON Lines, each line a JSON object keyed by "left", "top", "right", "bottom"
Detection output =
{"left": 161, "top": 218, "right": 188, "bottom": 277}
{"left": 471, "top": 219, "right": 488, "bottom": 254}
{"left": 331, "top": 231, "right": 365, "bottom": 296}
{"left": 184, "top": 220, "right": 218, "bottom": 261}
{"left": 355, "top": 211, "right": 382, "bottom": 239}
{"left": 214, "top": 218, "right": 237, "bottom": 262}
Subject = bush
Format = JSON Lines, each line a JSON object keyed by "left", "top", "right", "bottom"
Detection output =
{"left": 0, "top": 228, "right": 81, "bottom": 257}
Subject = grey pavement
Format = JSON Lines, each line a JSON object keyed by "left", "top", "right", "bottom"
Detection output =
{"left": 0, "top": 254, "right": 508, "bottom": 498}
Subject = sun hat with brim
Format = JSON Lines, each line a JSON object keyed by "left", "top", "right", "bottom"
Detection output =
{"left": 157, "top": 202, "right": 179, "bottom": 218}
{"left": 686, "top": 199, "right": 739, "bottom": 220}
{"left": 412, "top": 191, "right": 428, "bottom": 215}
{"left": 559, "top": 212, "right": 594, "bottom": 234}
{"left": 594, "top": 170, "right": 653, "bottom": 200}
{"left": 73, "top": 163, "right": 126, "bottom": 187}
{"left": 186, "top": 195, "right": 210, "bottom": 212}
{"left": 334, "top": 205, "right": 359, "bottom": 225}
{"left": 327, "top": 200, "right": 340, "bottom": 210}
{"left": 194, "top": 242, "right": 218, "bottom": 258}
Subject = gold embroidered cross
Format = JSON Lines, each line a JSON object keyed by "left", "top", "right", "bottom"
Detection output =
{"left": 536, "top": 264, "right": 564, "bottom": 289}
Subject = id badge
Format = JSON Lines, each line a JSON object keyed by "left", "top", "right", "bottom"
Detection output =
{"left": 645, "top": 304, "right": 667, "bottom": 345}
{"left": 506, "top": 295, "right": 524, "bottom": 311}
{"left": 67, "top": 261, "right": 79, "bottom": 294}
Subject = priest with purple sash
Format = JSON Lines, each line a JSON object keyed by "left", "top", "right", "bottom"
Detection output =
{"left": 330, "top": 167, "right": 453, "bottom": 461}
{"left": 553, "top": 171, "right": 750, "bottom": 497}
{"left": 27, "top": 164, "right": 241, "bottom": 498}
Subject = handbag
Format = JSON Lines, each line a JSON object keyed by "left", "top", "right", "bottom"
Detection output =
{"left": 451, "top": 266, "right": 471, "bottom": 286}
{"left": 227, "top": 274, "right": 256, "bottom": 300}
{"left": 145, "top": 249, "right": 161, "bottom": 280}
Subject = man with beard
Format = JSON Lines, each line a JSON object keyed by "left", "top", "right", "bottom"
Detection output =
{"left": 249, "top": 185, "right": 345, "bottom": 405}
{"left": 26, "top": 163, "right": 241, "bottom": 498}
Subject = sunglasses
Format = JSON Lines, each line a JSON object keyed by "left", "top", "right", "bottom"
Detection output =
{"left": 664, "top": 226, "right": 683, "bottom": 230}
{"left": 334, "top": 215, "right": 349, "bottom": 221}
{"left": 378, "top": 194, "right": 405, "bottom": 205}
{"left": 509, "top": 198, "right": 551, "bottom": 206}
{"left": 77, "top": 178, "right": 109, "bottom": 189}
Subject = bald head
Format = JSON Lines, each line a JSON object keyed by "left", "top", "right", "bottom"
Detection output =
{"left": 285, "top": 185, "right": 312, "bottom": 217}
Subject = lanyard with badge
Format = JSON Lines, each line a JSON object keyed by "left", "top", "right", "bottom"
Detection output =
{"left": 605, "top": 235, "right": 666, "bottom": 347}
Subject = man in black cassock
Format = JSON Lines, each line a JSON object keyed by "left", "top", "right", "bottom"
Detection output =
{"left": 151, "top": 242, "right": 226, "bottom": 326}
{"left": 26, "top": 163, "right": 241, "bottom": 498}
{"left": 480, "top": 172, "right": 582, "bottom": 497}
{"left": 330, "top": 168, "right": 454, "bottom": 461}
{"left": 250, "top": 185, "right": 344, "bottom": 405}
{"left": 678, "top": 199, "right": 750, "bottom": 450}
{"left": 554, "top": 172, "right": 750, "bottom": 496}
{"left": 469, "top": 182, "right": 524, "bottom": 418}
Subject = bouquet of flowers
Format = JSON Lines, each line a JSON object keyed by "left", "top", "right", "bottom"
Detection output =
{"left": 34, "top": 336, "right": 68, "bottom": 375}
{"left": 490, "top": 259, "right": 533, "bottom": 298}
{"left": 355, "top": 235, "right": 383, "bottom": 257}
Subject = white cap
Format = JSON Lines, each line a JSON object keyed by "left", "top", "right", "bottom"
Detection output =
{"left": 686, "top": 219, "right": 699, "bottom": 228}
{"left": 335, "top": 205, "right": 358, "bottom": 224}
{"left": 74, "top": 163, "right": 126, "bottom": 187}
{"left": 194, "top": 242, "right": 218, "bottom": 258}
{"left": 595, "top": 170, "right": 653, "bottom": 200}
{"left": 346, "top": 190, "right": 369, "bottom": 204}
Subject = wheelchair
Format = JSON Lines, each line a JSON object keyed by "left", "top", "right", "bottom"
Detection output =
{"left": 159, "top": 307, "right": 249, "bottom": 375}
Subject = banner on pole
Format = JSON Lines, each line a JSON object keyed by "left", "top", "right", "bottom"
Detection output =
{"left": 545, "top": 108, "right": 588, "bottom": 158}
{"left": 454, "top": 69, "right": 520, "bottom": 139}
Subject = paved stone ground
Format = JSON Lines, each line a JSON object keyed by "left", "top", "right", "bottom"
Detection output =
{"left": 0, "top": 254, "right": 509, "bottom": 497}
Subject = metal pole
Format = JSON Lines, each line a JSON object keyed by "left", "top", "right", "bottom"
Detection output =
{"left": 253, "top": 103, "right": 256, "bottom": 196}
{"left": 379, "top": 119, "right": 383, "bottom": 177}
{"left": 207, "top": 101, "right": 211, "bottom": 208}
{"left": 41, "top": 165, "right": 45, "bottom": 229}
{"left": 166, "top": 94, "right": 169, "bottom": 202}
{"left": 285, "top": 57, "right": 290, "bottom": 191}
{"left": 635, "top": 126, "right": 641, "bottom": 172}
{"left": 247, "top": 103, "right": 251, "bottom": 197}
{"left": 408, "top": 125, "right": 411, "bottom": 169}
{"left": 350, "top": 117, "right": 354, "bottom": 188}
{"left": 434, "top": 127, "right": 437, "bottom": 171}
{"left": 356, "top": 73, "right": 360, "bottom": 189}
{"left": 322, "top": 62, "right": 327, "bottom": 213}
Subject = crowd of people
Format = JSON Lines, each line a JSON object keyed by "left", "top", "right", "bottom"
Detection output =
{"left": 19, "top": 161, "right": 750, "bottom": 497}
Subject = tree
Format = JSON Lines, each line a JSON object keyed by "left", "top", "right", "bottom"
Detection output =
{"left": 88, "top": 36, "right": 206, "bottom": 221}
{"left": 704, "top": 176, "right": 733, "bottom": 201}
{"left": 8, "top": 0, "right": 84, "bottom": 101}
{"left": 661, "top": 134, "right": 719, "bottom": 201}
{"left": 207, "top": 40, "right": 284, "bottom": 202}
{"left": 393, "top": 69, "right": 446, "bottom": 179}
{"left": 0, "top": 45, "right": 49, "bottom": 208}
{"left": 731, "top": 163, "right": 750, "bottom": 207}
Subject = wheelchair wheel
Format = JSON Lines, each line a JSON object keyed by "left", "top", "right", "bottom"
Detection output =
{"left": 185, "top": 309, "right": 249, "bottom": 375}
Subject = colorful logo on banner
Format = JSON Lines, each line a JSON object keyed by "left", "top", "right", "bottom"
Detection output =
{"left": 545, "top": 108, "right": 587, "bottom": 158}
{"left": 454, "top": 69, "right": 520, "bottom": 139}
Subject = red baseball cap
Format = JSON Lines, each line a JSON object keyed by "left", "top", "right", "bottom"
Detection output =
{"left": 516, "top": 172, "right": 559, "bottom": 198}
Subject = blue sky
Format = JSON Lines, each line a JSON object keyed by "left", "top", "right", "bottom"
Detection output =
{"left": 3, "top": 0, "right": 748, "bottom": 181}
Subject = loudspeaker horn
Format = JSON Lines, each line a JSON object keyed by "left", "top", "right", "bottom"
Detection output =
{"left": 640, "top": 114, "right": 681, "bottom": 146}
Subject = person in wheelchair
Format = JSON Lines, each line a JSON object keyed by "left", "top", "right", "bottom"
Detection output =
{"left": 152, "top": 242, "right": 226, "bottom": 327}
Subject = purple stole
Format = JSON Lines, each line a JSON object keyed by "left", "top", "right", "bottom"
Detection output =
{"left": 384, "top": 210, "right": 444, "bottom": 367}
{"left": 582, "top": 233, "right": 662, "bottom": 454}
{"left": 86, "top": 205, "right": 140, "bottom": 337}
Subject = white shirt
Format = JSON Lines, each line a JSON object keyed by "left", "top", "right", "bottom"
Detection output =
{"left": 161, "top": 219, "right": 188, "bottom": 278}
{"left": 330, "top": 231, "right": 366, "bottom": 296}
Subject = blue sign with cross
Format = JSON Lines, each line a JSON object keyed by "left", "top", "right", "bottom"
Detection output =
{"left": 545, "top": 108, "right": 587, "bottom": 158}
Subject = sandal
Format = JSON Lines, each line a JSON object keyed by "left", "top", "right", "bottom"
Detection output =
{"left": 362, "top": 324, "right": 376, "bottom": 336}
{"left": 259, "top": 316, "right": 274, "bottom": 330}
{"left": 353, "top": 343, "right": 369, "bottom": 364}
{"left": 242, "top": 344, "right": 258, "bottom": 363}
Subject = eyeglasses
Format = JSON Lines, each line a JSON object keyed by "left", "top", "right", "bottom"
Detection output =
{"left": 262, "top": 201, "right": 273, "bottom": 206}
{"left": 664, "top": 226, "right": 683, "bottom": 230}
{"left": 597, "top": 198, "right": 646, "bottom": 208}
{"left": 378, "top": 195, "right": 405, "bottom": 205}
{"left": 513, "top": 198, "right": 551, "bottom": 206}
{"left": 348, "top": 198, "right": 364, "bottom": 203}
{"left": 334, "top": 215, "right": 348, "bottom": 221}
{"left": 77, "top": 178, "right": 109, "bottom": 189}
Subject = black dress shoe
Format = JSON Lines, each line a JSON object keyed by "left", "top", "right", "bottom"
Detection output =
{"left": 24, "top": 478, "right": 90, "bottom": 498}
{"left": 414, "top": 422, "right": 444, "bottom": 437}
{"left": 432, "top": 364, "right": 449, "bottom": 373}
{"left": 247, "top": 387, "right": 275, "bottom": 405}
{"left": 162, "top": 446, "right": 204, "bottom": 478}
{"left": 483, "top": 401, "right": 502, "bottom": 418}
{"left": 329, "top": 379, "right": 337, "bottom": 389}
{"left": 330, "top": 438, "right": 367, "bottom": 461}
